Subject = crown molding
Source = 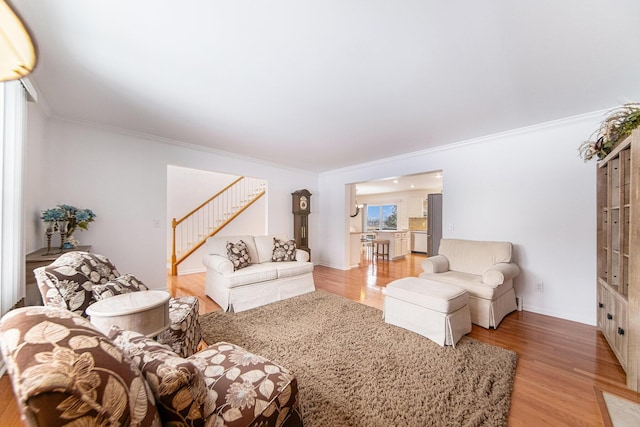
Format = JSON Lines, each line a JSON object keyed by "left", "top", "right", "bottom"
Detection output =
{"left": 47, "top": 114, "right": 318, "bottom": 177}
{"left": 321, "top": 108, "right": 610, "bottom": 177}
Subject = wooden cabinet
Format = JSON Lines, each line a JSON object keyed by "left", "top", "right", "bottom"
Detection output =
{"left": 596, "top": 128, "right": 639, "bottom": 390}
{"left": 598, "top": 283, "right": 628, "bottom": 370}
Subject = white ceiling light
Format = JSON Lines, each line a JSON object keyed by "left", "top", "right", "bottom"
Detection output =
{"left": 0, "top": 0, "right": 37, "bottom": 82}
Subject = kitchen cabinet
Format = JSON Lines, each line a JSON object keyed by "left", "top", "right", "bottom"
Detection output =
{"left": 407, "top": 198, "right": 426, "bottom": 217}
{"left": 376, "top": 230, "right": 409, "bottom": 260}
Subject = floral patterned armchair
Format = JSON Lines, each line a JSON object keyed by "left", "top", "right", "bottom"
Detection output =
{"left": 33, "top": 251, "right": 201, "bottom": 358}
{"left": 0, "top": 306, "right": 303, "bottom": 427}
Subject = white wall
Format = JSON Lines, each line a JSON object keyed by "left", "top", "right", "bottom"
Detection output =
{"left": 31, "top": 118, "right": 317, "bottom": 289}
{"left": 167, "top": 165, "right": 266, "bottom": 274}
{"left": 318, "top": 113, "right": 600, "bottom": 325}
{"left": 26, "top": 109, "right": 601, "bottom": 325}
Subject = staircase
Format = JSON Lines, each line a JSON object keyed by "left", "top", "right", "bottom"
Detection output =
{"left": 171, "top": 176, "right": 266, "bottom": 275}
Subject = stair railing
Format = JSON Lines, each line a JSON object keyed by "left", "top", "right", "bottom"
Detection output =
{"left": 171, "top": 176, "right": 266, "bottom": 275}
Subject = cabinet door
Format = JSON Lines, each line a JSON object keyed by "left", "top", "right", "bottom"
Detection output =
{"left": 613, "top": 297, "right": 628, "bottom": 368}
{"left": 605, "top": 296, "right": 617, "bottom": 343}
{"left": 402, "top": 232, "right": 409, "bottom": 254}
{"left": 394, "top": 236, "right": 402, "bottom": 257}
{"left": 597, "top": 283, "right": 608, "bottom": 330}
{"left": 407, "top": 198, "right": 423, "bottom": 217}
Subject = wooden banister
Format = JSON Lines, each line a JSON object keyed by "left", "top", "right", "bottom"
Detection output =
{"left": 170, "top": 176, "right": 265, "bottom": 275}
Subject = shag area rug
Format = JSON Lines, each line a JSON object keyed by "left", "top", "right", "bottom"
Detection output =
{"left": 199, "top": 290, "right": 517, "bottom": 427}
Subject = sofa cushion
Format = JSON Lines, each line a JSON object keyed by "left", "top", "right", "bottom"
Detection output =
{"left": 419, "top": 271, "right": 514, "bottom": 300}
{"left": 110, "top": 327, "right": 214, "bottom": 427}
{"left": 206, "top": 235, "right": 259, "bottom": 264}
{"left": 92, "top": 273, "right": 149, "bottom": 301}
{"left": 386, "top": 277, "right": 469, "bottom": 313}
{"left": 272, "top": 237, "right": 297, "bottom": 262}
{"left": 275, "top": 261, "right": 314, "bottom": 278}
{"left": 0, "top": 306, "right": 160, "bottom": 427}
{"left": 254, "top": 234, "right": 289, "bottom": 263}
{"left": 438, "top": 239, "right": 512, "bottom": 276}
{"left": 219, "top": 264, "right": 279, "bottom": 288}
{"left": 226, "top": 240, "right": 252, "bottom": 271}
{"left": 187, "top": 342, "right": 301, "bottom": 427}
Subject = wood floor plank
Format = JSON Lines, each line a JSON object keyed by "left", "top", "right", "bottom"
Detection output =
{"left": 1, "top": 253, "right": 638, "bottom": 425}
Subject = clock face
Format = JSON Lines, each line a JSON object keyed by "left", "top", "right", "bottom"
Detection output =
{"left": 299, "top": 196, "right": 308, "bottom": 211}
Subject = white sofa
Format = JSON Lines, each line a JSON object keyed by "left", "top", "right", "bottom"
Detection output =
{"left": 203, "top": 234, "right": 315, "bottom": 312}
{"left": 419, "top": 238, "right": 520, "bottom": 328}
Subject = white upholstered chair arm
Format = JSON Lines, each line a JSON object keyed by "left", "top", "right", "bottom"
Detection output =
{"left": 421, "top": 255, "right": 449, "bottom": 273}
{"left": 482, "top": 262, "right": 520, "bottom": 287}
{"left": 295, "top": 249, "right": 310, "bottom": 262}
{"left": 203, "top": 254, "right": 234, "bottom": 275}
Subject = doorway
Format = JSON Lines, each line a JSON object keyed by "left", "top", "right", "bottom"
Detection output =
{"left": 346, "top": 171, "right": 443, "bottom": 268}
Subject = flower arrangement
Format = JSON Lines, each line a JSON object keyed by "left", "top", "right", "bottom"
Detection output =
{"left": 579, "top": 102, "right": 640, "bottom": 162}
{"left": 41, "top": 204, "right": 96, "bottom": 240}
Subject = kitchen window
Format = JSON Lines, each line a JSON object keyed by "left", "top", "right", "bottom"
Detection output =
{"left": 366, "top": 204, "right": 397, "bottom": 230}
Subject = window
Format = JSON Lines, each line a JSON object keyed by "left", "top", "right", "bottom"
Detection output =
{"left": 366, "top": 204, "right": 397, "bottom": 230}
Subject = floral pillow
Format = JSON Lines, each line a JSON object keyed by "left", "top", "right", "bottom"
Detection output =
{"left": 272, "top": 238, "right": 297, "bottom": 262}
{"left": 92, "top": 273, "right": 149, "bottom": 301}
{"left": 226, "top": 240, "right": 251, "bottom": 271}
{"left": 109, "top": 327, "right": 214, "bottom": 426}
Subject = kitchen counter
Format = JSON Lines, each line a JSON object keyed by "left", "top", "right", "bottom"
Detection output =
{"left": 374, "top": 230, "right": 410, "bottom": 260}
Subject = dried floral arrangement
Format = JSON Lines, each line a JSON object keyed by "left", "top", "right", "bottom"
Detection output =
{"left": 579, "top": 102, "right": 640, "bottom": 162}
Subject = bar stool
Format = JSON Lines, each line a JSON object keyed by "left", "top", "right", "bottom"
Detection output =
{"left": 373, "top": 239, "right": 390, "bottom": 261}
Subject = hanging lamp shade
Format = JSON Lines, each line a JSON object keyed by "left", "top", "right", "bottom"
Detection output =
{"left": 0, "top": 0, "right": 37, "bottom": 82}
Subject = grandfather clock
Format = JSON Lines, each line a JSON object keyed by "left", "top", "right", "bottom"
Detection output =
{"left": 292, "top": 189, "right": 311, "bottom": 259}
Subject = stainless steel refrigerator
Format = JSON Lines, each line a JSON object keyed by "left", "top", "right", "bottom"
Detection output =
{"left": 427, "top": 193, "right": 443, "bottom": 256}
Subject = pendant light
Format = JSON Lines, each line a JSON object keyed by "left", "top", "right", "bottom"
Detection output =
{"left": 0, "top": 0, "right": 37, "bottom": 82}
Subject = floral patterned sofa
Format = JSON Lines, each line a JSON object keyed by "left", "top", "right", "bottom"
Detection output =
{"left": 33, "top": 251, "right": 201, "bottom": 358}
{"left": 0, "top": 306, "right": 303, "bottom": 427}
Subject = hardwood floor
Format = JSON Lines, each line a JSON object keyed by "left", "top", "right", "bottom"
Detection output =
{"left": 2, "top": 253, "right": 639, "bottom": 425}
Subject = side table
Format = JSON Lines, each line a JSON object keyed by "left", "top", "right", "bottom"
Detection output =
{"left": 86, "top": 290, "right": 171, "bottom": 338}
{"left": 25, "top": 245, "right": 91, "bottom": 306}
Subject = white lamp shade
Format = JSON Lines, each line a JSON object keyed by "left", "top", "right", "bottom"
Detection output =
{"left": 0, "top": 0, "right": 37, "bottom": 82}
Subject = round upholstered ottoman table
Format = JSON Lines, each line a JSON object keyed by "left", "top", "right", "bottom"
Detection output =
{"left": 86, "top": 290, "right": 171, "bottom": 338}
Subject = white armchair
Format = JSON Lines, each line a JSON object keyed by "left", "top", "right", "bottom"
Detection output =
{"left": 419, "top": 239, "right": 520, "bottom": 328}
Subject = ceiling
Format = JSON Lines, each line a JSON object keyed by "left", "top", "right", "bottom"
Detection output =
{"left": 13, "top": 1, "right": 640, "bottom": 173}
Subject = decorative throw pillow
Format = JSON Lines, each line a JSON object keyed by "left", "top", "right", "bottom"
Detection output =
{"left": 92, "top": 273, "right": 149, "bottom": 301}
{"left": 272, "top": 237, "right": 297, "bottom": 262}
{"left": 226, "top": 240, "right": 251, "bottom": 271}
{"left": 109, "top": 326, "right": 214, "bottom": 426}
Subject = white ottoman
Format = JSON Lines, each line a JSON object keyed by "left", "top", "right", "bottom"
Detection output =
{"left": 384, "top": 277, "right": 471, "bottom": 347}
